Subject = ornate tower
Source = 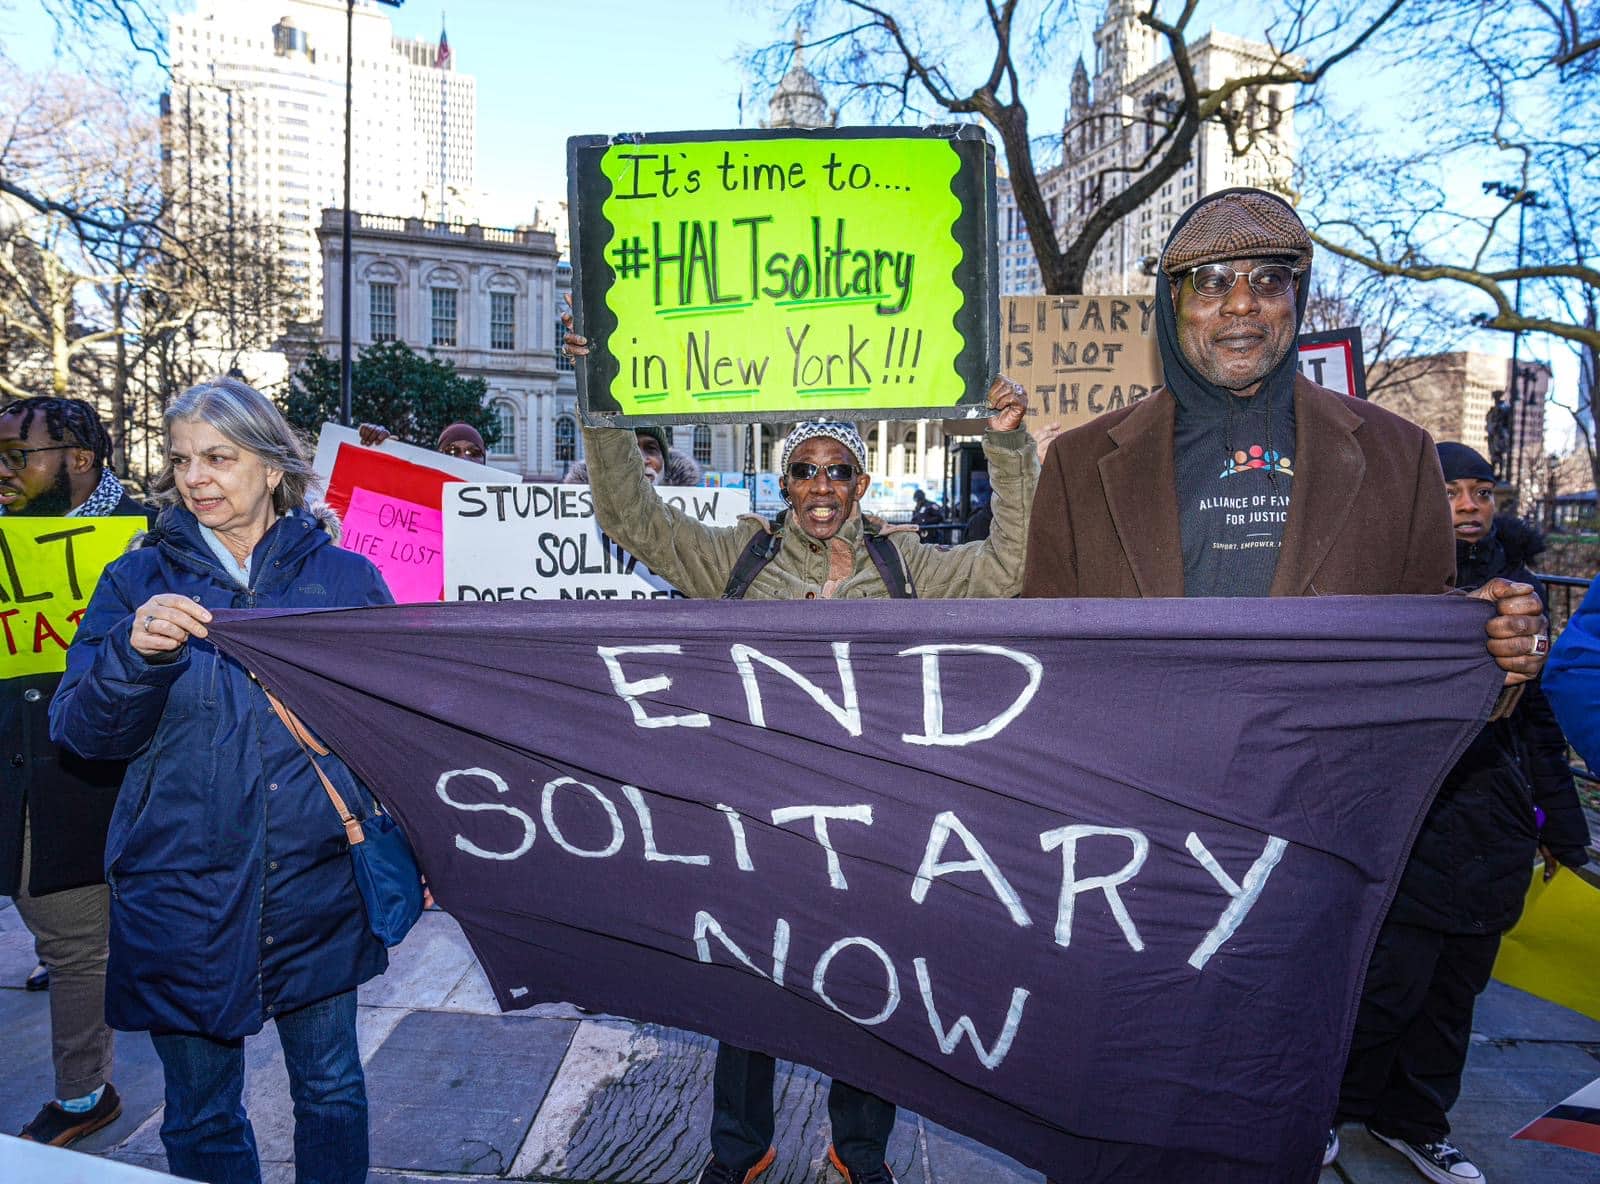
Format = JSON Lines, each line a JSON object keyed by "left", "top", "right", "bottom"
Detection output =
{"left": 1094, "top": 0, "right": 1157, "bottom": 92}
{"left": 764, "top": 28, "right": 835, "bottom": 129}
{"left": 1070, "top": 54, "right": 1091, "bottom": 119}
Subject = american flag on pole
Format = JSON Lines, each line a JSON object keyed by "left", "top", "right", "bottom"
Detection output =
{"left": 435, "top": 25, "right": 450, "bottom": 69}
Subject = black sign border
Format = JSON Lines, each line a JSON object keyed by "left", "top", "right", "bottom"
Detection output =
{"left": 567, "top": 125, "right": 999, "bottom": 428}
{"left": 1297, "top": 327, "right": 1368, "bottom": 399}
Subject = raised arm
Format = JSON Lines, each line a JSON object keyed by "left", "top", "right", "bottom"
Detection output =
{"left": 581, "top": 425, "right": 755, "bottom": 600}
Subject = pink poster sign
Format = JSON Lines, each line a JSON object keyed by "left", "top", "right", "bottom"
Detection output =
{"left": 341, "top": 487, "right": 445, "bottom": 603}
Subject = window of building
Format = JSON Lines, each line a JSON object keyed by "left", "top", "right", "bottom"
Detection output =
{"left": 692, "top": 424, "right": 712, "bottom": 466}
{"left": 490, "top": 402, "right": 517, "bottom": 456}
{"left": 369, "top": 282, "right": 396, "bottom": 342}
{"left": 554, "top": 415, "right": 577, "bottom": 462}
{"left": 899, "top": 427, "right": 918, "bottom": 477}
{"left": 555, "top": 318, "right": 574, "bottom": 370}
{"left": 490, "top": 291, "right": 516, "bottom": 350}
{"left": 431, "top": 286, "right": 457, "bottom": 347}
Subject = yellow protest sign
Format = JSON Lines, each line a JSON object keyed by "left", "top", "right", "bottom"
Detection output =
{"left": 570, "top": 127, "right": 998, "bottom": 425}
{"left": 1493, "top": 866, "right": 1600, "bottom": 1022}
{"left": 1, "top": 516, "right": 141, "bottom": 678}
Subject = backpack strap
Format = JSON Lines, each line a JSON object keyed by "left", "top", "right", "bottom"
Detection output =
{"left": 864, "top": 529, "right": 917, "bottom": 599}
{"left": 722, "top": 514, "right": 785, "bottom": 600}
{"left": 261, "top": 686, "right": 367, "bottom": 847}
{"left": 722, "top": 512, "right": 918, "bottom": 600}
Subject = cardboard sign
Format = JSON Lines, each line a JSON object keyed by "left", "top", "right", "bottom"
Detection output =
{"left": 569, "top": 126, "right": 999, "bottom": 427}
{"left": 1296, "top": 328, "right": 1368, "bottom": 399}
{"left": 442, "top": 482, "right": 749, "bottom": 601}
{"left": 342, "top": 488, "right": 445, "bottom": 604}
{"left": 1494, "top": 866, "right": 1600, "bottom": 1022}
{"left": 1003, "top": 298, "right": 1370, "bottom": 430}
{"left": 1, "top": 517, "right": 142, "bottom": 678}
{"left": 1002, "top": 295, "right": 1162, "bottom": 431}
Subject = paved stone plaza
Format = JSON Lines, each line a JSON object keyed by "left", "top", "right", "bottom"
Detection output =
{"left": 3, "top": 901, "right": 1596, "bottom": 1183}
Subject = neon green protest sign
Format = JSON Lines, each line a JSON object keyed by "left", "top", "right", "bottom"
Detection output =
{"left": 568, "top": 127, "right": 998, "bottom": 426}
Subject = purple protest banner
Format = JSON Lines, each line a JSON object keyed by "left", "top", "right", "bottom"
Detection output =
{"left": 206, "top": 595, "right": 1502, "bottom": 1182}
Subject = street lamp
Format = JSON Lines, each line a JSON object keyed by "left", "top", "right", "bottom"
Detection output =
{"left": 1480, "top": 180, "right": 1546, "bottom": 506}
{"left": 341, "top": 0, "right": 406, "bottom": 427}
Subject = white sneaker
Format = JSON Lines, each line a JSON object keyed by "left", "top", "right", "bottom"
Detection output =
{"left": 1322, "top": 1127, "right": 1341, "bottom": 1167}
{"left": 1368, "top": 1128, "right": 1484, "bottom": 1183}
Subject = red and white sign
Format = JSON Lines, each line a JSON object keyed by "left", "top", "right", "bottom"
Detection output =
{"left": 311, "top": 423, "right": 505, "bottom": 601}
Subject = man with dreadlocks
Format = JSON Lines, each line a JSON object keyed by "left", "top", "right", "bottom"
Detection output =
{"left": 1021, "top": 189, "right": 1552, "bottom": 1182}
{"left": 2, "top": 396, "right": 149, "bottom": 1146}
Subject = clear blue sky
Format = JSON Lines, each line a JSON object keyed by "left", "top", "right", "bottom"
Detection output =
{"left": 384, "top": 0, "right": 789, "bottom": 225}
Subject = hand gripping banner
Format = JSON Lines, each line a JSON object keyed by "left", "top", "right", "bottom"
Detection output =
{"left": 207, "top": 596, "right": 1502, "bottom": 1182}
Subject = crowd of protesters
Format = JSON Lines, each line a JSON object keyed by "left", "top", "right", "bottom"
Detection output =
{"left": 1, "top": 186, "right": 1594, "bottom": 1184}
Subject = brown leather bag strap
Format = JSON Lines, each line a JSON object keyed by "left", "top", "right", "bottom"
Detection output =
{"left": 261, "top": 685, "right": 366, "bottom": 847}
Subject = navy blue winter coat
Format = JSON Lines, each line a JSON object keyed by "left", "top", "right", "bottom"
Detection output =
{"left": 50, "top": 503, "right": 394, "bottom": 1039}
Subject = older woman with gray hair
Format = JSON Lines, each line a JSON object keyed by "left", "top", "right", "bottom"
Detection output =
{"left": 50, "top": 377, "right": 394, "bottom": 1184}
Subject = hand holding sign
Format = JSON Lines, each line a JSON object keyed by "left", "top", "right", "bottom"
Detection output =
{"left": 986, "top": 375, "right": 1028, "bottom": 433}
{"left": 132, "top": 593, "right": 212, "bottom": 658}
{"left": 561, "top": 292, "right": 592, "bottom": 363}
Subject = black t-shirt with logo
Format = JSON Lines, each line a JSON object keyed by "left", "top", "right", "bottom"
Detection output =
{"left": 1174, "top": 393, "right": 1295, "bottom": 597}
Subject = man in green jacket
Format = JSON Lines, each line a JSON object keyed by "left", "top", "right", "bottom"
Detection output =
{"left": 569, "top": 333, "right": 1036, "bottom": 1184}
{"left": 581, "top": 385, "right": 1034, "bottom": 607}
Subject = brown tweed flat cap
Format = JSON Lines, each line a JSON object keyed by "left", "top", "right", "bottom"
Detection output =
{"left": 1162, "top": 190, "right": 1313, "bottom": 277}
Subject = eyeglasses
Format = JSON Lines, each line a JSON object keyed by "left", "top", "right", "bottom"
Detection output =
{"left": 0, "top": 444, "right": 79, "bottom": 472}
{"left": 1187, "top": 263, "right": 1302, "bottom": 300}
{"left": 787, "top": 461, "right": 859, "bottom": 482}
{"left": 440, "top": 444, "right": 485, "bottom": 460}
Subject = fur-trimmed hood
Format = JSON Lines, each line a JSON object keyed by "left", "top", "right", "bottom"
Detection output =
{"left": 129, "top": 500, "right": 341, "bottom": 552}
{"left": 1491, "top": 513, "right": 1547, "bottom": 570}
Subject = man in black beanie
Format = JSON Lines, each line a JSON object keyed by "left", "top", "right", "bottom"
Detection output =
{"left": 1332, "top": 442, "right": 1591, "bottom": 1184}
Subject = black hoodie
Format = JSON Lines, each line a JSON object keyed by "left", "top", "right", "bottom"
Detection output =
{"left": 1387, "top": 514, "right": 1592, "bottom": 933}
{"left": 1154, "top": 189, "right": 1310, "bottom": 596}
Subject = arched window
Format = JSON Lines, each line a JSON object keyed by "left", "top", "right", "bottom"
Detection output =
{"left": 554, "top": 415, "right": 577, "bottom": 462}
{"left": 692, "top": 424, "right": 712, "bottom": 466}
{"left": 490, "top": 402, "right": 517, "bottom": 457}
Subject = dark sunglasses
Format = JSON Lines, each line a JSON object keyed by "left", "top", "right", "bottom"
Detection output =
{"left": 786, "top": 461, "right": 859, "bottom": 482}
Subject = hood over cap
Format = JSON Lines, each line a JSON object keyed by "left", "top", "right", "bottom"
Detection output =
{"left": 1154, "top": 188, "right": 1312, "bottom": 421}
{"left": 1161, "top": 187, "right": 1313, "bottom": 277}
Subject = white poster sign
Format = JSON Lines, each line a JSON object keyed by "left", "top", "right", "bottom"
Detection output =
{"left": 311, "top": 422, "right": 508, "bottom": 489}
{"left": 442, "top": 482, "right": 750, "bottom": 601}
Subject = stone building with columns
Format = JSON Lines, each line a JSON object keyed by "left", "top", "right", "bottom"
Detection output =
{"left": 317, "top": 208, "right": 579, "bottom": 479}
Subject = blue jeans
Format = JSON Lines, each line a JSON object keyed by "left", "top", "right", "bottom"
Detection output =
{"left": 151, "top": 990, "right": 367, "bottom": 1184}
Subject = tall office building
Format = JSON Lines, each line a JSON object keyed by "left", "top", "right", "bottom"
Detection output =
{"left": 165, "top": 0, "right": 476, "bottom": 325}
{"left": 1370, "top": 352, "right": 1549, "bottom": 491}
{"left": 997, "top": 0, "right": 1298, "bottom": 294}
